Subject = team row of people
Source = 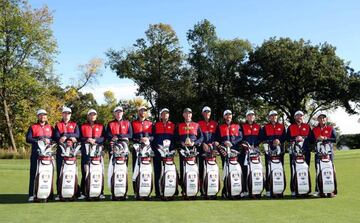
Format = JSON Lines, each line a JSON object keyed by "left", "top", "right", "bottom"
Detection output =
{"left": 26, "top": 105, "right": 336, "bottom": 201}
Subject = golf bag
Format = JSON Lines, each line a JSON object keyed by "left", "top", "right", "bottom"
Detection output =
{"left": 263, "top": 143, "right": 286, "bottom": 197}
{"left": 289, "top": 141, "right": 311, "bottom": 196}
{"left": 202, "top": 144, "right": 220, "bottom": 198}
{"left": 243, "top": 142, "right": 264, "bottom": 197}
{"left": 34, "top": 141, "right": 56, "bottom": 202}
{"left": 157, "top": 139, "right": 178, "bottom": 199}
{"left": 179, "top": 146, "right": 200, "bottom": 199}
{"left": 132, "top": 142, "right": 154, "bottom": 199}
{"left": 84, "top": 143, "right": 104, "bottom": 199}
{"left": 315, "top": 141, "right": 337, "bottom": 197}
{"left": 58, "top": 141, "right": 81, "bottom": 200}
{"left": 108, "top": 140, "right": 129, "bottom": 200}
{"left": 220, "top": 144, "right": 243, "bottom": 198}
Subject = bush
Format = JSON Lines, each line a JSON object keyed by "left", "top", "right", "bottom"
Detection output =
{"left": 337, "top": 134, "right": 360, "bottom": 150}
{"left": 0, "top": 147, "right": 30, "bottom": 159}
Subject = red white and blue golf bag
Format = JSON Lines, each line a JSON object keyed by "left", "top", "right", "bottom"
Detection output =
{"left": 289, "top": 141, "right": 311, "bottom": 196}
{"left": 180, "top": 146, "right": 200, "bottom": 199}
{"left": 202, "top": 144, "right": 220, "bottom": 198}
{"left": 108, "top": 140, "right": 129, "bottom": 200}
{"left": 34, "top": 141, "right": 57, "bottom": 202}
{"left": 84, "top": 143, "right": 104, "bottom": 200}
{"left": 220, "top": 144, "right": 243, "bottom": 198}
{"left": 315, "top": 141, "right": 337, "bottom": 197}
{"left": 157, "top": 139, "right": 178, "bottom": 200}
{"left": 58, "top": 141, "right": 81, "bottom": 200}
{"left": 243, "top": 142, "right": 264, "bottom": 198}
{"left": 263, "top": 143, "right": 286, "bottom": 197}
{"left": 132, "top": 142, "right": 154, "bottom": 199}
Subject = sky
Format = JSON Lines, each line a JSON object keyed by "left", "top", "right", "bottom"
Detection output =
{"left": 28, "top": 0, "right": 360, "bottom": 134}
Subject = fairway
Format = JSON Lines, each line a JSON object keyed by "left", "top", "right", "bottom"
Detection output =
{"left": 0, "top": 150, "right": 359, "bottom": 223}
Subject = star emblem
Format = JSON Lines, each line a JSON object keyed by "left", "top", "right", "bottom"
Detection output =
{"left": 95, "top": 128, "right": 99, "bottom": 131}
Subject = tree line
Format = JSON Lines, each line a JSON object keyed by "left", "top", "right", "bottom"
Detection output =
{"left": 1, "top": 0, "right": 359, "bottom": 151}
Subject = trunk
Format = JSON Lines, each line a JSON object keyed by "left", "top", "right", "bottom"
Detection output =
{"left": 3, "top": 98, "right": 17, "bottom": 152}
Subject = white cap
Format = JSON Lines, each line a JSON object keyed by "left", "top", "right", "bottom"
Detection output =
{"left": 62, "top": 106, "right": 72, "bottom": 113}
{"left": 246, "top": 110, "right": 255, "bottom": 116}
{"left": 160, "top": 108, "right": 169, "bottom": 114}
{"left": 113, "top": 106, "right": 123, "bottom": 113}
{"left": 138, "top": 106, "right": 147, "bottom": 111}
{"left": 87, "top": 109, "right": 97, "bottom": 115}
{"left": 36, "top": 109, "right": 47, "bottom": 116}
{"left": 318, "top": 113, "right": 327, "bottom": 118}
{"left": 223, "top": 110, "right": 232, "bottom": 116}
{"left": 294, "top": 110, "right": 304, "bottom": 116}
{"left": 268, "top": 110, "right": 278, "bottom": 116}
{"left": 202, "top": 106, "right": 211, "bottom": 112}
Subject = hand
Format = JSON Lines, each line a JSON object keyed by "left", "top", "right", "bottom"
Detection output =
{"left": 224, "top": 141, "right": 232, "bottom": 148}
{"left": 186, "top": 141, "right": 194, "bottom": 147}
{"left": 70, "top": 137, "right": 77, "bottom": 142}
{"left": 59, "top": 136, "right": 66, "bottom": 143}
{"left": 87, "top": 138, "right": 96, "bottom": 144}
{"left": 296, "top": 136, "right": 304, "bottom": 142}
{"left": 273, "top": 139, "right": 280, "bottom": 146}
{"left": 213, "top": 141, "right": 219, "bottom": 147}
{"left": 112, "top": 136, "right": 118, "bottom": 141}
{"left": 44, "top": 138, "right": 51, "bottom": 145}
{"left": 202, "top": 143, "right": 210, "bottom": 153}
{"left": 317, "top": 136, "right": 325, "bottom": 141}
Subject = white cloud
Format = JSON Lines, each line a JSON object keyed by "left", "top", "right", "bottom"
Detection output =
{"left": 80, "top": 82, "right": 138, "bottom": 103}
{"left": 329, "top": 108, "right": 360, "bottom": 135}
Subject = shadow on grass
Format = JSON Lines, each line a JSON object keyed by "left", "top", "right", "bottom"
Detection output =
{"left": 0, "top": 194, "right": 28, "bottom": 204}
{"left": 0, "top": 193, "right": 326, "bottom": 204}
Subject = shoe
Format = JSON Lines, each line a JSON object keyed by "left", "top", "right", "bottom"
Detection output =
{"left": 55, "top": 196, "right": 60, "bottom": 201}
{"left": 291, "top": 192, "right": 296, "bottom": 197}
{"left": 28, "top": 196, "right": 34, "bottom": 202}
{"left": 312, "top": 192, "right": 319, "bottom": 197}
{"left": 99, "top": 194, "right": 106, "bottom": 200}
{"left": 78, "top": 195, "right": 86, "bottom": 200}
{"left": 265, "top": 191, "right": 271, "bottom": 198}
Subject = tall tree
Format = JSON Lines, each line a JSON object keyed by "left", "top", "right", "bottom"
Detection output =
{"left": 0, "top": 0, "right": 57, "bottom": 150}
{"left": 106, "top": 23, "right": 187, "bottom": 121}
{"left": 247, "top": 37, "right": 359, "bottom": 123}
{"left": 187, "top": 19, "right": 253, "bottom": 121}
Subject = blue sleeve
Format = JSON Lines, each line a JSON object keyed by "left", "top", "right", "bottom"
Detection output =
{"left": 194, "top": 127, "right": 204, "bottom": 146}
{"left": 327, "top": 128, "right": 337, "bottom": 143}
{"left": 105, "top": 123, "right": 113, "bottom": 141}
{"left": 26, "top": 126, "right": 36, "bottom": 144}
{"left": 233, "top": 128, "right": 243, "bottom": 145}
{"left": 280, "top": 127, "right": 286, "bottom": 144}
{"left": 54, "top": 125, "right": 61, "bottom": 142}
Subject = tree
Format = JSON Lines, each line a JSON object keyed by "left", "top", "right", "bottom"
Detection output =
{"left": 187, "top": 19, "right": 253, "bottom": 121}
{"left": 106, "top": 23, "right": 187, "bottom": 121}
{"left": 247, "top": 37, "right": 359, "bottom": 123}
{"left": 0, "top": 0, "right": 57, "bottom": 150}
{"left": 74, "top": 57, "right": 103, "bottom": 91}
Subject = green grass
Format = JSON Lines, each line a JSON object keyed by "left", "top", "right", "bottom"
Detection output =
{"left": 0, "top": 150, "right": 359, "bottom": 223}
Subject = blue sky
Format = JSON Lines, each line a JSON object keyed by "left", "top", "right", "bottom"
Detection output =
{"left": 28, "top": 0, "right": 360, "bottom": 133}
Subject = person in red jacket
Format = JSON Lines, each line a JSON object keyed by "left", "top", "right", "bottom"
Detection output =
{"left": 215, "top": 109, "right": 242, "bottom": 198}
{"left": 152, "top": 108, "right": 176, "bottom": 197}
{"left": 310, "top": 113, "right": 337, "bottom": 197}
{"left": 54, "top": 106, "right": 80, "bottom": 199}
{"left": 106, "top": 106, "right": 133, "bottom": 152}
{"left": 260, "top": 110, "right": 286, "bottom": 197}
{"left": 79, "top": 109, "right": 105, "bottom": 199}
{"left": 239, "top": 110, "right": 261, "bottom": 196}
{"left": 198, "top": 106, "right": 218, "bottom": 195}
{"left": 176, "top": 108, "right": 204, "bottom": 190}
{"left": 286, "top": 110, "right": 312, "bottom": 196}
{"left": 26, "top": 109, "right": 54, "bottom": 202}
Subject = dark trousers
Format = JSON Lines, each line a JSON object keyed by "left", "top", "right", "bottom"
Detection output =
{"left": 28, "top": 153, "right": 38, "bottom": 197}
{"left": 153, "top": 150, "right": 161, "bottom": 196}
{"left": 238, "top": 153, "right": 248, "bottom": 193}
{"left": 289, "top": 151, "right": 311, "bottom": 193}
{"left": 56, "top": 152, "right": 62, "bottom": 194}
{"left": 264, "top": 154, "right": 284, "bottom": 191}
